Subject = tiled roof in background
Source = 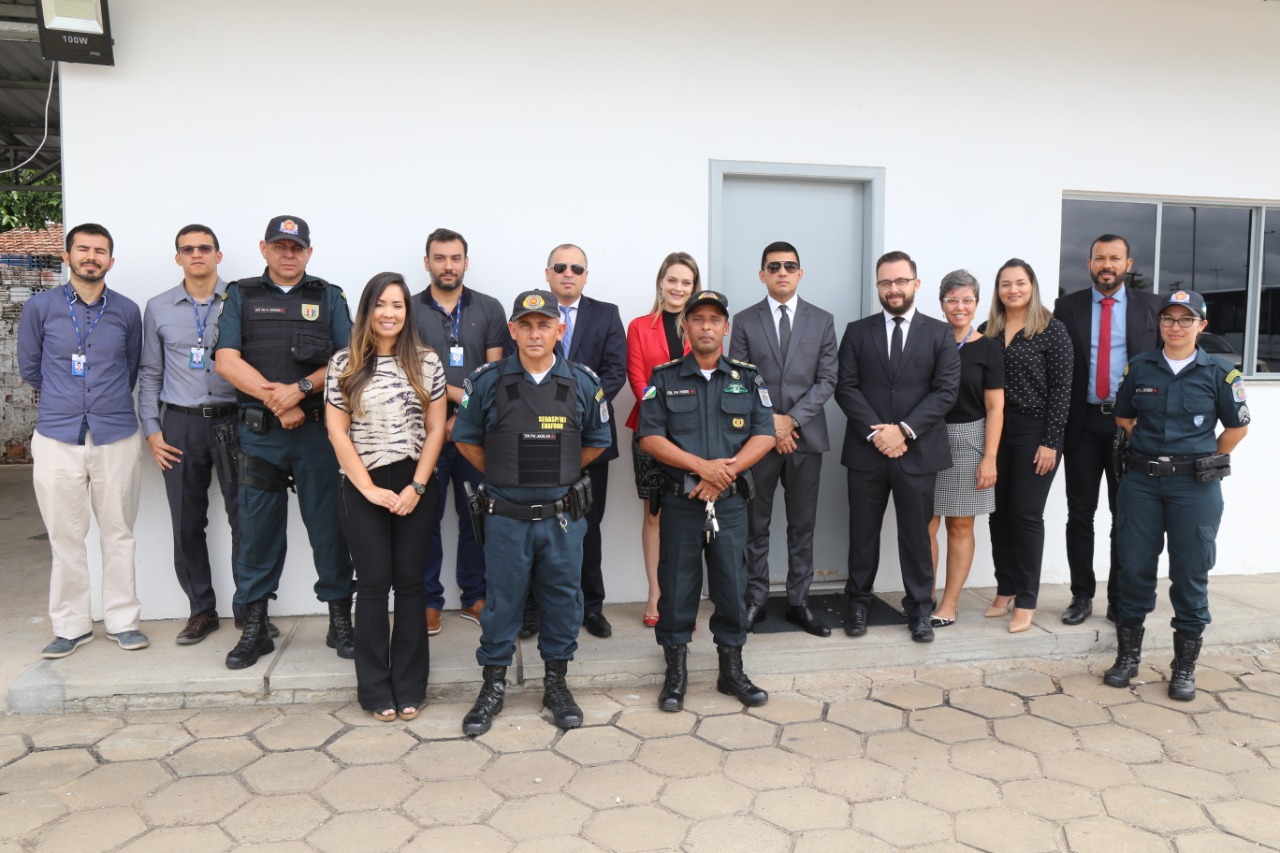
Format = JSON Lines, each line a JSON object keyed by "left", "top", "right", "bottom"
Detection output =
{"left": 0, "top": 225, "right": 63, "bottom": 256}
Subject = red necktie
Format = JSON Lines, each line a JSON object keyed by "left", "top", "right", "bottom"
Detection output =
{"left": 1097, "top": 297, "right": 1116, "bottom": 401}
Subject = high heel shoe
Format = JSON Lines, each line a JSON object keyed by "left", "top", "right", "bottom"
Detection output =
{"left": 1009, "top": 608, "right": 1035, "bottom": 633}
{"left": 372, "top": 707, "right": 396, "bottom": 722}
{"left": 984, "top": 596, "right": 1014, "bottom": 618}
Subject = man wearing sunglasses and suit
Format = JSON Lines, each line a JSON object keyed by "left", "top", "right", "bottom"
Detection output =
{"left": 729, "top": 242, "right": 839, "bottom": 638}
{"left": 509, "top": 244, "right": 627, "bottom": 640}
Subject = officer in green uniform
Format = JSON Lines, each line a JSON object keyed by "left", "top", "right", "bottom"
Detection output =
{"left": 638, "top": 290, "right": 777, "bottom": 712}
{"left": 213, "top": 215, "right": 355, "bottom": 670}
{"left": 1103, "top": 290, "right": 1249, "bottom": 701}
{"left": 452, "top": 289, "right": 611, "bottom": 735}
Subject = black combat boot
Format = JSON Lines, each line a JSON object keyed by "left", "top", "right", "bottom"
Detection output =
{"left": 1103, "top": 624, "right": 1146, "bottom": 688}
{"left": 462, "top": 665, "right": 507, "bottom": 736}
{"left": 326, "top": 597, "right": 355, "bottom": 659}
{"left": 1168, "top": 632, "right": 1203, "bottom": 701}
{"left": 543, "top": 660, "right": 584, "bottom": 729}
{"left": 225, "top": 600, "right": 274, "bottom": 669}
{"left": 716, "top": 644, "right": 768, "bottom": 707}
{"left": 658, "top": 645, "right": 688, "bottom": 712}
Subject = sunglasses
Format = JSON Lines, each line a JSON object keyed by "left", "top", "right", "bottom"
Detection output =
{"left": 551, "top": 263, "right": 586, "bottom": 275}
{"left": 765, "top": 261, "right": 800, "bottom": 274}
{"left": 177, "top": 244, "right": 216, "bottom": 256}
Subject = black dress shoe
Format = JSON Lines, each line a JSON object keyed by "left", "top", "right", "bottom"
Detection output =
{"left": 745, "top": 603, "right": 767, "bottom": 632}
{"left": 518, "top": 613, "right": 540, "bottom": 639}
{"left": 1061, "top": 596, "right": 1093, "bottom": 625}
{"left": 909, "top": 617, "right": 935, "bottom": 643}
{"left": 845, "top": 606, "right": 868, "bottom": 638}
{"left": 785, "top": 604, "right": 831, "bottom": 638}
{"left": 583, "top": 611, "right": 612, "bottom": 638}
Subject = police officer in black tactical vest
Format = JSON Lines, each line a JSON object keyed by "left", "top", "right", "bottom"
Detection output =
{"left": 638, "top": 290, "right": 776, "bottom": 712}
{"left": 213, "top": 215, "right": 355, "bottom": 669}
{"left": 452, "top": 290, "right": 612, "bottom": 735}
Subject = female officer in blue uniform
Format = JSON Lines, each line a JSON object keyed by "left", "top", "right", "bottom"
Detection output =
{"left": 1103, "top": 290, "right": 1249, "bottom": 701}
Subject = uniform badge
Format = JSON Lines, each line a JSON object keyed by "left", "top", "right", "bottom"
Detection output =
{"left": 600, "top": 402, "right": 610, "bottom": 423}
{"left": 460, "top": 391, "right": 470, "bottom": 409}
{"left": 732, "top": 417, "right": 745, "bottom": 429}
{"left": 279, "top": 219, "right": 299, "bottom": 236}
{"left": 1194, "top": 415, "right": 1205, "bottom": 427}
{"left": 724, "top": 383, "right": 748, "bottom": 394}
{"left": 301, "top": 303, "right": 320, "bottom": 321}
{"left": 730, "top": 370, "right": 739, "bottom": 380}
{"left": 758, "top": 389, "right": 772, "bottom": 408}
{"left": 1238, "top": 404, "right": 1251, "bottom": 424}
{"left": 642, "top": 386, "right": 657, "bottom": 401}
{"left": 522, "top": 293, "right": 546, "bottom": 310}
{"left": 595, "top": 388, "right": 604, "bottom": 402}
{"left": 1231, "top": 376, "right": 1247, "bottom": 403}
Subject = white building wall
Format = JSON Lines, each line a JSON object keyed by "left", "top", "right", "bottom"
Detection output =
{"left": 57, "top": 0, "right": 1280, "bottom": 617}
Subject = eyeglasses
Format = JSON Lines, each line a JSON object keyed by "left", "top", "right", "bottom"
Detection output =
{"left": 876, "top": 278, "right": 916, "bottom": 290}
{"left": 551, "top": 263, "right": 586, "bottom": 275}
{"left": 765, "top": 261, "right": 800, "bottom": 274}
{"left": 178, "top": 244, "right": 216, "bottom": 256}
{"left": 942, "top": 297, "right": 977, "bottom": 306}
{"left": 1159, "top": 315, "right": 1200, "bottom": 328}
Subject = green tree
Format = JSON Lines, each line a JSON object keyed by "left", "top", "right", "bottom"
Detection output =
{"left": 0, "top": 170, "right": 62, "bottom": 231}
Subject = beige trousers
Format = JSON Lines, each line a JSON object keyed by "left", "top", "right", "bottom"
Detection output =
{"left": 32, "top": 429, "right": 143, "bottom": 638}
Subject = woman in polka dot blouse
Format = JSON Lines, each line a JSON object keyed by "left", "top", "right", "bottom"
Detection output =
{"left": 980, "top": 259, "right": 1073, "bottom": 633}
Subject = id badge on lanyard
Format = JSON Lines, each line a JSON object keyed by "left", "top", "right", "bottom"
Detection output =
{"left": 449, "top": 345, "right": 465, "bottom": 367}
{"left": 190, "top": 297, "right": 213, "bottom": 369}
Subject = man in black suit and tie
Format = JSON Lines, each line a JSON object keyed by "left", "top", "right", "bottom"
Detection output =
{"left": 1053, "top": 233, "right": 1161, "bottom": 625}
{"left": 836, "top": 251, "right": 960, "bottom": 643}
{"left": 515, "top": 244, "right": 627, "bottom": 640}
{"left": 730, "top": 241, "right": 838, "bottom": 637}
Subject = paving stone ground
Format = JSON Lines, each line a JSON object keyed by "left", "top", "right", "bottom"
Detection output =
{"left": 3, "top": 648, "right": 1280, "bottom": 852}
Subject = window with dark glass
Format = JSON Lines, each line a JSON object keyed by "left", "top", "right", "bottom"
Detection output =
{"left": 1058, "top": 200, "right": 1157, "bottom": 297}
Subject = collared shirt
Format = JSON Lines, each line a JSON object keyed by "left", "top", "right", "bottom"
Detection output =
{"left": 1114, "top": 347, "right": 1250, "bottom": 458}
{"left": 138, "top": 277, "right": 238, "bottom": 437}
{"left": 882, "top": 306, "right": 918, "bottom": 356}
{"left": 412, "top": 285, "right": 509, "bottom": 390}
{"left": 1088, "top": 284, "right": 1129, "bottom": 404}
{"left": 766, "top": 293, "right": 798, "bottom": 341}
{"left": 17, "top": 283, "right": 142, "bottom": 445}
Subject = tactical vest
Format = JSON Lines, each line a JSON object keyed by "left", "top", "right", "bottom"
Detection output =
{"left": 236, "top": 278, "right": 332, "bottom": 407}
{"left": 484, "top": 368, "right": 583, "bottom": 488}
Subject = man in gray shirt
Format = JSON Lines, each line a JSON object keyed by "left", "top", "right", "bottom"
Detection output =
{"left": 139, "top": 224, "right": 247, "bottom": 645}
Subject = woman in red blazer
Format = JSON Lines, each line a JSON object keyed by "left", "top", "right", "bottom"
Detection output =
{"left": 626, "top": 252, "right": 699, "bottom": 626}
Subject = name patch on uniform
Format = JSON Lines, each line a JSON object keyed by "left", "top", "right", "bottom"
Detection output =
{"left": 252, "top": 306, "right": 287, "bottom": 315}
{"left": 642, "top": 386, "right": 657, "bottom": 400}
{"left": 537, "top": 416, "right": 568, "bottom": 430}
{"left": 301, "top": 304, "right": 320, "bottom": 321}
{"left": 1134, "top": 385, "right": 1158, "bottom": 395}
{"left": 758, "top": 389, "right": 773, "bottom": 407}
{"left": 724, "top": 383, "right": 748, "bottom": 394}
{"left": 666, "top": 389, "right": 696, "bottom": 396}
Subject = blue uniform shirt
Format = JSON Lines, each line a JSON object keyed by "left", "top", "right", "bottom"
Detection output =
{"left": 1114, "top": 348, "right": 1250, "bottom": 458}
{"left": 18, "top": 284, "right": 142, "bottom": 445}
{"left": 453, "top": 355, "right": 611, "bottom": 504}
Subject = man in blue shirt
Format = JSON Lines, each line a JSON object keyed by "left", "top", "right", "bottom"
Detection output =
{"left": 18, "top": 223, "right": 149, "bottom": 658}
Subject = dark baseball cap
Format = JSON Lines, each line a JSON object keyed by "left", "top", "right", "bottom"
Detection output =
{"left": 1162, "top": 289, "right": 1207, "bottom": 319}
{"left": 264, "top": 215, "right": 310, "bottom": 248}
{"left": 683, "top": 289, "right": 730, "bottom": 318}
{"left": 510, "top": 290, "right": 561, "bottom": 322}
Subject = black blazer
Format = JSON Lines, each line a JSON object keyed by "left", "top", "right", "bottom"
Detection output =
{"left": 835, "top": 311, "right": 960, "bottom": 475}
{"left": 1052, "top": 285, "right": 1161, "bottom": 449}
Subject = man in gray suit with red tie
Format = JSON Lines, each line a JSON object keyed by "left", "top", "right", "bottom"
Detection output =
{"left": 730, "top": 242, "right": 839, "bottom": 637}
{"left": 836, "top": 251, "right": 960, "bottom": 643}
{"left": 1053, "top": 233, "right": 1161, "bottom": 626}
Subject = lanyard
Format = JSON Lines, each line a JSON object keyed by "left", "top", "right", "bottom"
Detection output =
{"left": 956, "top": 327, "right": 974, "bottom": 352}
{"left": 434, "top": 297, "right": 462, "bottom": 344}
{"left": 64, "top": 284, "right": 108, "bottom": 355}
{"left": 190, "top": 296, "right": 214, "bottom": 346}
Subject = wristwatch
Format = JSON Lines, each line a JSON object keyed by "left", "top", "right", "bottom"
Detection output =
{"left": 411, "top": 481, "right": 427, "bottom": 496}
{"left": 297, "top": 378, "right": 314, "bottom": 395}
{"left": 790, "top": 416, "right": 801, "bottom": 431}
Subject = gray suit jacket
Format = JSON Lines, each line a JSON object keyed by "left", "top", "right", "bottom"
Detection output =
{"left": 729, "top": 296, "right": 838, "bottom": 453}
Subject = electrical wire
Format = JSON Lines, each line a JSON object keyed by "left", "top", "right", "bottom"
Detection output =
{"left": 0, "top": 61, "right": 57, "bottom": 176}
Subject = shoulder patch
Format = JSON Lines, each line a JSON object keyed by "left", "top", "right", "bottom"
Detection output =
{"left": 728, "top": 357, "right": 756, "bottom": 370}
{"left": 1225, "top": 369, "right": 1242, "bottom": 385}
{"left": 642, "top": 386, "right": 657, "bottom": 400}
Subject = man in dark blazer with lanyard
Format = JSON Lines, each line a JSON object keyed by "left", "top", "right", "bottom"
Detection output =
{"left": 511, "top": 243, "right": 627, "bottom": 639}
{"left": 1053, "top": 233, "right": 1161, "bottom": 625}
{"left": 729, "top": 241, "right": 839, "bottom": 637}
{"left": 836, "top": 251, "right": 960, "bottom": 643}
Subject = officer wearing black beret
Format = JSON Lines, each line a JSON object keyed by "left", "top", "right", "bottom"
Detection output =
{"left": 452, "top": 289, "right": 612, "bottom": 735}
{"left": 1103, "top": 290, "right": 1249, "bottom": 701}
{"left": 638, "top": 290, "right": 776, "bottom": 712}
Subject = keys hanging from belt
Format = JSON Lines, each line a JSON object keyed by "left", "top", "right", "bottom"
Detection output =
{"left": 704, "top": 500, "right": 719, "bottom": 542}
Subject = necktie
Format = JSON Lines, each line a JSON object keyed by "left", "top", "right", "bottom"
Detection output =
{"left": 1097, "top": 297, "right": 1116, "bottom": 401}
{"left": 778, "top": 304, "right": 792, "bottom": 364}
{"left": 560, "top": 305, "right": 574, "bottom": 356}
{"left": 890, "top": 317, "right": 904, "bottom": 369}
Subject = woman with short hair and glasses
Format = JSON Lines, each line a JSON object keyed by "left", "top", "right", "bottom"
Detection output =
{"left": 981, "top": 259, "right": 1073, "bottom": 633}
{"left": 625, "top": 253, "right": 699, "bottom": 626}
{"left": 326, "top": 272, "right": 447, "bottom": 721}
{"left": 927, "top": 270, "right": 1005, "bottom": 627}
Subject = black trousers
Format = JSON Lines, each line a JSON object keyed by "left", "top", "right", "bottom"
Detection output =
{"left": 1063, "top": 406, "right": 1120, "bottom": 604}
{"left": 844, "top": 462, "right": 936, "bottom": 619}
{"left": 656, "top": 491, "right": 748, "bottom": 647}
{"left": 989, "top": 411, "right": 1059, "bottom": 609}
{"left": 525, "top": 461, "right": 609, "bottom": 619}
{"left": 339, "top": 458, "right": 438, "bottom": 711}
{"left": 159, "top": 408, "right": 240, "bottom": 618}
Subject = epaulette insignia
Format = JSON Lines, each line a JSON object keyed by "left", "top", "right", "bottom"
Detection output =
{"left": 653, "top": 358, "right": 682, "bottom": 370}
{"left": 728, "top": 358, "right": 756, "bottom": 369}
{"left": 1225, "top": 369, "right": 1242, "bottom": 384}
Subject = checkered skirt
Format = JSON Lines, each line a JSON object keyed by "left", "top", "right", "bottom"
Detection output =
{"left": 933, "top": 418, "right": 995, "bottom": 516}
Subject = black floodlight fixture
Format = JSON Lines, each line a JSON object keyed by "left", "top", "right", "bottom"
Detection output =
{"left": 35, "top": 0, "right": 114, "bottom": 65}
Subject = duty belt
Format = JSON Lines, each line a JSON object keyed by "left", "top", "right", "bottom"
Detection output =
{"left": 485, "top": 495, "right": 570, "bottom": 521}
{"left": 166, "top": 403, "right": 237, "bottom": 418}
{"left": 1127, "top": 453, "right": 1198, "bottom": 477}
